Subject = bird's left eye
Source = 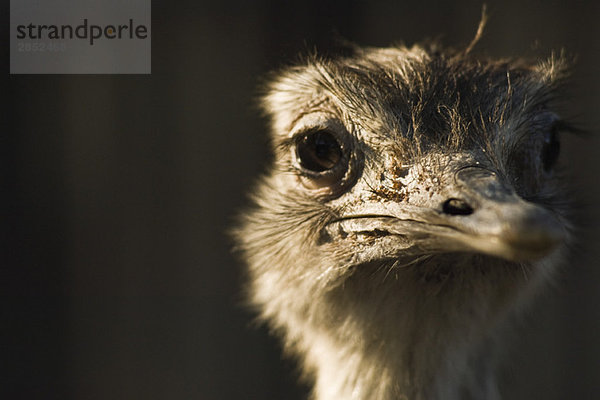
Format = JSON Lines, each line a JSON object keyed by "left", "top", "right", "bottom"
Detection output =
{"left": 541, "top": 124, "right": 560, "bottom": 172}
{"left": 295, "top": 130, "right": 343, "bottom": 173}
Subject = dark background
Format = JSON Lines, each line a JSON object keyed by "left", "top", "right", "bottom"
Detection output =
{"left": 3, "top": 1, "right": 599, "bottom": 399}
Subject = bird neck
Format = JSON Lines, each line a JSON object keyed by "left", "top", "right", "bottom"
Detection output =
{"left": 293, "top": 257, "right": 532, "bottom": 400}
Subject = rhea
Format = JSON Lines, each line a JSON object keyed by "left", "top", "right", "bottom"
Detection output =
{"left": 235, "top": 39, "right": 573, "bottom": 399}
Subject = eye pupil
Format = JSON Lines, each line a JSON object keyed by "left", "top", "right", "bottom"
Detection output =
{"left": 542, "top": 126, "right": 560, "bottom": 172}
{"left": 296, "top": 131, "right": 342, "bottom": 172}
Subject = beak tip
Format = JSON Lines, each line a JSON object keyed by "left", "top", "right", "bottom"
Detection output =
{"left": 452, "top": 201, "right": 566, "bottom": 262}
{"left": 497, "top": 212, "right": 565, "bottom": 261}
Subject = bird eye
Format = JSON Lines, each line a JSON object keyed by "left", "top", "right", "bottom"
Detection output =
{"left": 295, "top": 130, "right": 343, "bottom": 173}
{"left": 541, "top": 124, "right": 560, "bottom": 172}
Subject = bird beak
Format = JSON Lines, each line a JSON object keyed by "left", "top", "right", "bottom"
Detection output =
{"left": 327, "top": 166, "right": 565, "bottom": 263}
{"left": 429, "top": 166, "right": 565, "bottom": 262}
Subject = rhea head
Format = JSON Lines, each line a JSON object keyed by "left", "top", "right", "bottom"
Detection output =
{"left": 236, "top": 43, "right": 574, "bottom": 399}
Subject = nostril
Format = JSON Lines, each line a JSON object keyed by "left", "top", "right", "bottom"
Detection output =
{"left": 442, "top": 198, "right": 474, "bottom": 216}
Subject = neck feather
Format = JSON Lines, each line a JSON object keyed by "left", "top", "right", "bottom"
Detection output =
{"left": 271, "top": 255, "right": 543, "bottom": 400}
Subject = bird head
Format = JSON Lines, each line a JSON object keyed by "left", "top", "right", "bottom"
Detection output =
{"left": 238, "top": 44, "right": 573, "bottom": 306}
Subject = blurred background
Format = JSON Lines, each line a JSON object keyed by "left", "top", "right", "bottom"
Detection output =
{"left": 3, "top": 0, "right": 599, "bottom": 399}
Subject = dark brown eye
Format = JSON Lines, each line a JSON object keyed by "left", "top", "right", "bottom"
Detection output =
{"left": 542, "top": 125, "right": 560, "bottom": 172}
{"left": 295, "top": 130, "right": 342, "bottom": 173}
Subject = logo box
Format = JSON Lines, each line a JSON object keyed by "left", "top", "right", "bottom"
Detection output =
{"left": 10, "top": 0, "right": 151, "bottom": 74}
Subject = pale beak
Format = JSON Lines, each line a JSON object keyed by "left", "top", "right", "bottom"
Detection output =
{"left": 430, "top": 166, "right": 564, "bottom": 261}
{"left": 326, "top": 166, "right": 565, "bottom": 263}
